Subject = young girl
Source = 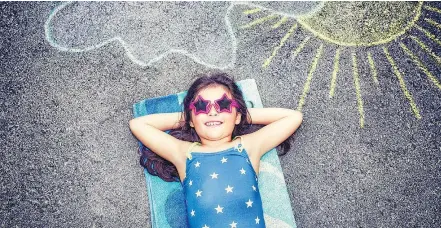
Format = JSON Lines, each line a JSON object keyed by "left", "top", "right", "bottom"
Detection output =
{"left": 129, "top": 72, "right": 303, "bottom": 228}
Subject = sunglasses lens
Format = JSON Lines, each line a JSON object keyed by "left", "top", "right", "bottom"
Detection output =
{"left": 216, "top": 96, "right": 233, "bottom": 112}
{"left": 193, "top": 98, "right": 209, "bottom": 114}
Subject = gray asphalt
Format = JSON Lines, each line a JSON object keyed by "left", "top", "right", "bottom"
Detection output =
{"left": 1, "top": 1, "right": 440, "bottom": 227}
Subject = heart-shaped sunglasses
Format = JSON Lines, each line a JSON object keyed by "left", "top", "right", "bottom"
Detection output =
{"left": 189, "top": 93, "right": 240, "bottom": 115}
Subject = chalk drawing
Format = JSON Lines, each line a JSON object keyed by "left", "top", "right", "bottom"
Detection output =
{"left": 45, "top": 1, "right": 238, "bottom": 70}
{"left": 295, "top": 2, "right": 423, "bottom": 47}
{"left": 367, "top": 52, "right": 379, "bottom": 86}
{"left": 408, "top": 36, "right": 441, "bottom": 66}
{"left": 399, "top": 42, "right": 441, "bottom": 91}
{"left": 292, "top": 37, "right": 311, "bottom": 58}
{"left": 239, "top": 1, "right": 440, "bottom": 126}
{"left": 424, "top": 5, "right": 441, "bottom": 16}
{"left": 272, "top": 17, "right": 289, "bottom": 29}
{"left": 240, "top": 14, "right": 279, "bottom": 29}
{"left": 45, "top": 2, "right": 322, "bottom": 70}
{"left": 383, "top": 46, "right": 422, "bottom": 120}
{"left": 262, "top": 23, "right": 298, "bottom": 68}
{"left": 351, "top": 52, "right": 365, "bottom": 129}
{"left": 239, "top": 1, "right": 326, "bottom": 19}
{"left": 414, "top": 24, "right": 441, "bottom": 47}
{"left": 243, "top": 8, "right": 261, "bottom": 15}
{"left": 296, "top": 44, "right": 323, "bottom": 113}
{"left": 425, "top": 18, "right": 441, "bottom": 31}
{"left": 329, "top": 48, "right": 341, "bottom": 99}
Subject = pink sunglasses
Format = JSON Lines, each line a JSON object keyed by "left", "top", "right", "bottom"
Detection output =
{"left": 189, "top": 93, "right": 240, "bottom": 115}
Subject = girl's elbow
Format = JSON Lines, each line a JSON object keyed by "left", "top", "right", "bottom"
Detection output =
{"left": 293, "top": 110, "right": 303, "bottom": 120}
{"left": 129, "top": 118, "right": 145, "bottom": 129}
{"left": 292, "top": 111, "right": 303, "bottom": 126}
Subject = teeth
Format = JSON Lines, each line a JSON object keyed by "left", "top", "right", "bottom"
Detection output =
{"left": 206, "top": 122, "right": 221, "bottom": 126}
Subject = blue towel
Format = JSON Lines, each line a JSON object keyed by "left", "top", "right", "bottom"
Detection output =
{"left": 132, "top": 79, "right": 297, "bottom": 228}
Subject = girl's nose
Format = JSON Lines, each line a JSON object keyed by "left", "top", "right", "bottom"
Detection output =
{"left": 208, "top": 104, "right": 218, "bottom": 116}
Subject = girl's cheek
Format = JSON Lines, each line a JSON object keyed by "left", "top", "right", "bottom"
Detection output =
{"left": 192, "top": 116, "right": 205, "bottom": 127}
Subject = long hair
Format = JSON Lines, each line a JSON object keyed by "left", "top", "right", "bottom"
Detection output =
{"left": 139, "top": 72, "right": 295, "bottom": 182}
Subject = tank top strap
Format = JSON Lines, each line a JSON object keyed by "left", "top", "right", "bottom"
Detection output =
{"left": 233, "top": 136, "right": 244, "bottom": 152}
{"left": 186, "top": 142, "right": 201, "bottom": 160}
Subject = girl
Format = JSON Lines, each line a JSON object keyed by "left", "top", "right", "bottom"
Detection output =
{"left": 129, "top": 72, "right": 303, "bottom": 228}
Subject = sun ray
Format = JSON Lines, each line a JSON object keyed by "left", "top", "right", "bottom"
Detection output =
{"left": 243, "top": 8, "right": 261, "bottom": 15}
{"left": 414, "top": 24, "right": 441, "bottom": 47}
{"left": 329, "top": 48, "right": 341, "bottom": 99}
{"left": 409, "top": 35, "right": 441, "bottom": 66}
{"left": 382, "top": 46, "right": 422, "bottom": 119}
{"left": 262, "top": 23, "right": 298, "bottom": 68}
{"left": 424, "top": 18, "right": 441, "bottom": 31}
{"left": 240, "top": 14, "right": 279, "bottom": 29}
{"left": 399, "top": 42, "right": 441, "bottom": 91}
{"left": 272, "top": 16, "right": 288, "bottom": 29}
{"left": 367, "top": 51, "right": 379, "bottom": 85}
{"left": 297, "top": 44, "right": 324, "bottom": 112}
{"left": 292, "top": 36, "right": 311, "bottom": 58}
{"left": 351, "top": 52, "right": 365, "bottom": 128}
{"left": 423, "top": 5, "right": 441, "bottom": 15}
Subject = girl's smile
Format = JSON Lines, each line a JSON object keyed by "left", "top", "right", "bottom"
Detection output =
{"left": 205, "top": 121, "right": 223, "bottom": 127}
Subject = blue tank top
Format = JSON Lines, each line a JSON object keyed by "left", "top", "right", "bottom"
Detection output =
{"left": 181, "top": 137, "right": 266, "bottom": 228}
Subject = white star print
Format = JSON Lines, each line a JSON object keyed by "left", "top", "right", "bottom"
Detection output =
{"left": 195, "top": 161, "right": 200, "bottom": 168}
{"left": 214, "top": 205, "right": 224, "bottom": 213}
{"left": 221, "top": 157, "right": 228, "bottom": 163}
{"left": 225, "top": 185, "right": 234, "bottom": 193}
{"left": 202, "top": 225, "right": 209, "bottom": 228}
{"left": 189, "top": 180, "right": 193, "bottom": 186}
{"left": 252, "top": 185, "right": 257, "bottom": 191}
{"left": 195, "top": 190, "right": 202, "bottom": 197}
{"left": 255, "top": 216, "right": 260, "bottom": 224}
{"left": 240, "top": 168, "right": 246, "bottom": 175}
{"left": 191, "top": 210, "right": 195, "bottom": 217}
{"left": 210, "top": 172, "right": 219, "bottom": 179}
{"left": 246, "top": 159, "right": 250, "bottom": 163}
{"left": 229, "top": 221, "right": 237, "bottom": 228}
{"left": 246, "top": 199, "right": 253, "bottom": 208}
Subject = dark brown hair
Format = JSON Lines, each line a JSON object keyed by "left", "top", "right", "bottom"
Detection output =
{"left": 139, "top": 72, "right": 294, "bottom": 182}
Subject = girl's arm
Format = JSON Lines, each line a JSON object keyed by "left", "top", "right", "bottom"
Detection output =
{"left": 130, "top": 112, "right": 184, "bottom": 131}
{"left": 243, "top": 108, "right": 303, "bottom": 158}
{"left": 129, "top": 112, "right": 188, "bottom": 165}
{"left": 247, "top": 108, "right": 299, "bottom": 125}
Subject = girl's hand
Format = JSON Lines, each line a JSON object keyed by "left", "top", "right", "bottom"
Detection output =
{"left": 129, "top": 112, "right": 189, "bottom": 166}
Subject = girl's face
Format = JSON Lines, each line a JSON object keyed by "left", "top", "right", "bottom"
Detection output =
{"left": 189, "top": 85, "right": 241, "bottom": 141}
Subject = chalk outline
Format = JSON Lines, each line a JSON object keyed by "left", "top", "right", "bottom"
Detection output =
{"left": 45, "top": 1, "right": 324, "bottom": 70}
{"left": 45, "top": 1, "right": 238, "bottom": 70}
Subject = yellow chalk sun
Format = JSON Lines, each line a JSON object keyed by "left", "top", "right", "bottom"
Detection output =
{"left": 296, "top": 1, "right": 423, "bottom": 47}
{"left": 240, "top": 1, "right": 441, "bottom": 128}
